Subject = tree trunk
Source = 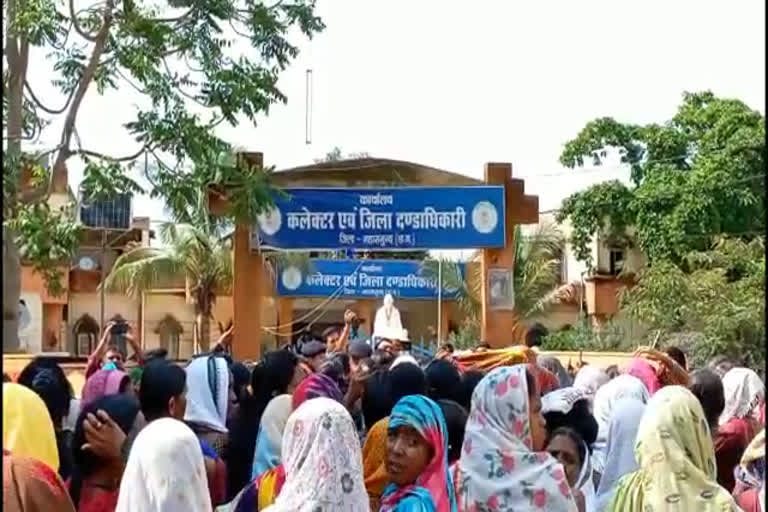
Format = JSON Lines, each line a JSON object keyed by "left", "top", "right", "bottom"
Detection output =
{"left": 196, "top": 311, "right": 211, "bottom": 353}
{"left": 3, "top": 227, "right": 22, "bottom": 352}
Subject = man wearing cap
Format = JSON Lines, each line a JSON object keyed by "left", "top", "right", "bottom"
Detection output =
{"left": 300, "top": 339, "right": 327, "bottom": 371}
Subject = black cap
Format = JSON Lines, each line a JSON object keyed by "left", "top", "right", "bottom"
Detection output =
{"left": 348, "top": 340, "right": 372, "bottom": 358}
{"left": 301, "top": 340, "right": 326, "bottom": 358}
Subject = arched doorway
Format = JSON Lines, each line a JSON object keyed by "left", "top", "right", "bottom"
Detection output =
{"left": 155, "top": 314, "right": 183, "bottom": 360}
{"left": 72, "top": 314, "right": 99, "bottom": 356}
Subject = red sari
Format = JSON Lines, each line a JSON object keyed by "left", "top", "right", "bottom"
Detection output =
{"left": 715, "top": 417, "right": 759, "bottom": 492}
{"left": 4, "top": 450, "right": 76, "bottom": 512}
{"left": 74, "top": 484, "right": 119, "bottom": 512}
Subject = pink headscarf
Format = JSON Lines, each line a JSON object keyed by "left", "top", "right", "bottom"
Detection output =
{"left": 81, "top": 368, "right": 129, "bottom": 408}
{"left": 626, "top": 358, "right": 661, "bottom": 395}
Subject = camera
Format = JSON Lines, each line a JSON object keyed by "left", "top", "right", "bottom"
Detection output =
{"left": 111, "top": 321, "right": 129, "bottom": 336}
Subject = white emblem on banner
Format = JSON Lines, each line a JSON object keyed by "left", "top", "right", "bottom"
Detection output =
{"left": 471, "top": 201, "right": 499, "bottom": 234}
{"left": 258, "top": 207, "right": 282, "bottom": 235}
{"left": 281, "top": 266, "right": 303, "bottom": 291}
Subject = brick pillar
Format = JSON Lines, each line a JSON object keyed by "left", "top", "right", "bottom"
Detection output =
{"left": 232, "top": 226, "right": 263, "bottom": 361}
{"left": 480, "top": 163, "right": 539, "bottom": 348}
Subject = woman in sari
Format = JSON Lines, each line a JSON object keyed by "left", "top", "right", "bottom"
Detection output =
{"left": 81, "top": 369, "right": 132, "bottom": 409}
{"left": 231, "top": 374, "right": 344, "bottom": 510}
{"left": 542, "top": 387, "right": 598, "bottom": 510}
{"left": 733, "top": 429, "right": 765, "bottom": 512}
{"left": 69, "top": 394, "right": 142, "bottom": 512}
{"left": 546, "top": 427, "right": 593, "bottom": 511}
{"left": 457, "top": 365, "right": 579, "bottom": 511}
{"left": 380, "top": 394, "right": 458, "bottom": 512}
{"left": 262, "top": 397, "right": 368, "bottom": 511}
{"left": 590, "top": 375, "right": 650, "bottom": 484}
{"left": 716, "top": 367, "right": 764, "bottom": 491}
{"left": 17, "top": 358, "right": 76, "bottom": 479}
{"left": 594, "top": 398, "right": 646, "bottom": 512}
{"left": 251, "top": 395, "right": 293, "bottom": 479}
{"left": 291, "top": 372, "right": 343, "bottom": 410}
{"left": 608, "top": 386, "right": 740, "bottom": 512}
{"left": 572, "top": 366, "right": 609, "bottom": 409}
{"left": 538, "top": 355, "right": 573, "bottom": 389}
{"left": 228, "top": 349, "right": 305, "bottom": 500}
{"left": 185, "top": 355, "right": 232, "bottom": 458}
{"left": 363, "top": 417, "right": 390, "bottom": 511}
{"left": 3, "top": 383, "right": 60, "bottom": 472}
{"left": 4, "top": 451, "right": 76, "bottom": 512}
{"left": 115, "top": 417, "right": 212, "bottom": 512}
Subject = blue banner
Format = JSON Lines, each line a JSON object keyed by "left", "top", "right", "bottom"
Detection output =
{"left": 252, "top": 187, "right": 505, "bottom": 250}
{"left": 277, "top": 259, "right": 464, "bottom": 299}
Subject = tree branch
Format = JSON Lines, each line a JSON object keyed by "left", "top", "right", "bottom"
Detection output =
{"left": 74, "top": 144, "right": 151, "bottom": 162}
{"left": 24, "top": 80, "right": 76, "bottom": 114}
{"left": 50, "top": 0, "right": 114, "bottom": 198}
{"left": 147, "top": 8, "right": 195, "bottom": 24}
{"left": 68, "top": 0, "right": 99, "bottom": 41}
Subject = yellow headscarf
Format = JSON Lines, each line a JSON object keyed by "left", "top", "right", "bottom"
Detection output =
{"left": 2, "top": 383, "right": 59, "bottom": 471}
{"left": 609, "top": 386, "right": 740, "bottom": 511}
{"left": 362, "top": 417, "right": 390, "bottom": 509}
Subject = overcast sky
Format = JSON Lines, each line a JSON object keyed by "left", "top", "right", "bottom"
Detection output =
{"left": 27, "top": 0, "right": 766, "bottom": 223}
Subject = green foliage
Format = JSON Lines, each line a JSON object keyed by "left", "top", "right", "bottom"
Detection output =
{"left": 104, "top": 221, "right": 233, "bottom": 348}
{"left": 540, "top": 322, "right": 625, "bottom": 352}
{"left": 422, "top": 223, "right": 565, "bottom": 325}
{"left": 6, "top": 201, "right": 81, "bottom": 296}
{"left": 80, "top": 160, "right": 145, "bottom": 201}
{"left": 105, "top": 221, "right": 232, "bottom": 301}
{"left": 447, "top": 320, "right": 480, "bottom": 351}
{"left": 558, "top": 91, "right": 765, "bottom": 267}
{"left": 3, "top": 0, "right": 325, "bottom": 294}
{"left": 621, "top": 237, "right": 765, "bottom": 370}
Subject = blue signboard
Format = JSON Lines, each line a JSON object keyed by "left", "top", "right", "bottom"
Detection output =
{"left": 277, "top": 259, "right": 465, "bottom": 300}
{"left": 252, "top": 187, "right": 505, "bottom": 250}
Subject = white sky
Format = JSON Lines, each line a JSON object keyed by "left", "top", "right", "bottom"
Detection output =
{"left": 26, "top": 0, "right": 766, "bottom": 224}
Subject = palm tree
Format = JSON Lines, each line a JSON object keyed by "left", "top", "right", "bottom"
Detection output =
{"left": 422, "top": 222, "right": 568, "bottom": 344}
{"left": 104, "top": 222, "right": 233, "bottom": 351}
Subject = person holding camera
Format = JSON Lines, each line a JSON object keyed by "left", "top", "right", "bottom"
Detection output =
{"left": 84, "top": 320, "right": 145, "bottom": 379}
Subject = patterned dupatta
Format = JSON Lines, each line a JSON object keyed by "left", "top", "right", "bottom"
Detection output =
{"left": 456, "top": 365, "right": 578, "bottom": 511}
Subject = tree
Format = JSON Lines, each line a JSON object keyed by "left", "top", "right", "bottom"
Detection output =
{"left": 104, "top": 221, "right": 231, "bottom": 351}
{"left": 557, "top": 91, "right": 765, "bottom": 268}
{"left": 621, "top": 237, "right": 765, "bottom": 370}
{"left": 3, "top": 0, "right": 324, "bottom": 350}
{"left": 422, "top": 222, "right": 566, "bottom": 346}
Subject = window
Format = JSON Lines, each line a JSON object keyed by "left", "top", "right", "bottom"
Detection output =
{"left": 609, "top": 249, "right": 625, "bottom": 276}
{"left": 73, "top": 314, "right": 99, "bottom": 356}
{"left": 155, "top": 315, "right": 183, "bottom": 360}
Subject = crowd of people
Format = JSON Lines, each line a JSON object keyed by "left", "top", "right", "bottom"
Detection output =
{"left": 2, "top": 315, "right": 766, "bottom": 511}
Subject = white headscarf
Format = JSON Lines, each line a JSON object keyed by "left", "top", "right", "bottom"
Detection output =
{"left": 573, "top": 366, "right": 610, "bottom": 408}
{"left": 251, "top": 394, "right": 293, "bottom": 478}
{"left": 456, "top": 366, "right": 579, "bottom": 511}
{"left": 263, "top": 397, "right": 369, "bottom": 512}
{"left": 576, "top": 440, "right": 596, "bottom": 512}
{"left": 116, "top": 418, "right": 212, "bottom": 512}
{"left": 542, "top": 387, "right": 588, "bottom": 415}
{"left": 720, "top": 367, "right": 765, "bottom": 426}
{"left": 389, "top": 353, "right": 419, "bottom": 369}
{"left": 591, "top": 375, "right": 650, "bottom": 476}
{"left": 594, "top": 397, "right": 646, "bottom": 512}
{"left": 184, "top": 355, "right": 230, "bottom": 433}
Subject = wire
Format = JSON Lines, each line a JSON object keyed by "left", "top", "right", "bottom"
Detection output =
{"left": 260, "top": 259, "right": 367, "bottom": 333}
